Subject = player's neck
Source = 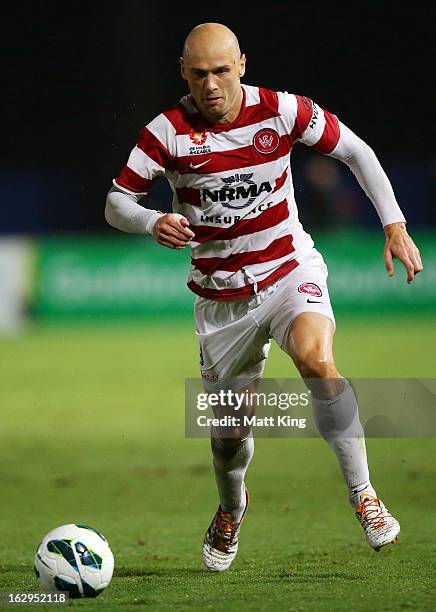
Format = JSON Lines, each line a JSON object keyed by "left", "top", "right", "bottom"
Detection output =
{"left": 201, "top": 87, "right": 244, "bottom": 127}
{"left": 216, "top": 89, "right": 244, "bottom": 125}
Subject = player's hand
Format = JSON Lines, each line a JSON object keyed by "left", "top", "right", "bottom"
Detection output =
{"left": 383, "top": 222, "right": 423, "bottom": 284}
{"left": 153, "top": 213, "right": 195, "bottom": 250}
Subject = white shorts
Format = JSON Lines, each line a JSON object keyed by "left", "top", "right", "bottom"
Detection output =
{"left": 194, "top": 248, "right": 335, "bottom": 391}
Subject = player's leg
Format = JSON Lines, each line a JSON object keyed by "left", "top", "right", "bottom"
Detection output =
{"left": 285, "top": 311, "right": 372, "bottom": 492}
{"left": 268, "top": 249, "right": 400, "bottom": 550}
{"left": 209, "top": 381, "right": 257, "bottom": 523}
{"left": 195, "top": 294, "right": 270, "bottom": 570}
{"left": 211, "top": 436, "right": 252, "bottom": 515}
{"left": 284, "top": 312, "right": 400, "bottom": 550}
{"left": 196, "top": 294, "right": 270, "bottom": 517}
{"left": 203, "top": 431, "right": 252, "bottom": 572}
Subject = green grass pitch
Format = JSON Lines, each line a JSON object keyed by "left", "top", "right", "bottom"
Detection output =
{"left": 0, "top": 315, "right": 435, "bottom": 611}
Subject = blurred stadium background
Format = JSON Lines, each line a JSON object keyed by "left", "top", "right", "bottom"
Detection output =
{"left": 2, "top": 4, "right": 435, "bottom": 332}
{"left": 1, "top": 3, "right": 435, "bottom": 610}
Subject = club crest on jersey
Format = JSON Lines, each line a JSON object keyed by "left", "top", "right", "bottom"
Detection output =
{"left": 189, "top": 130, "right": 207, "bottom": 145}
{"left": 253, "top": 128, "right": 280, "bottom": 154}
{"left": 298, "top": 282, "right": 322, "bottom": 297}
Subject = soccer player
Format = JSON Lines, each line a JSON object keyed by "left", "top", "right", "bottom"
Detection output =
{"left": 105, "top": 23, "right": 423, "bottom": 572}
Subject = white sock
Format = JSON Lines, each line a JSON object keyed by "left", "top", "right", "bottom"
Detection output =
{"left": 348, "top": 481, "right": 377, "bottom": 510}
{"left": 211, "top": 437, "right": 253, "bottom": 522}
{"left": 312, "top": 381, "right": 371, "bottom": 499}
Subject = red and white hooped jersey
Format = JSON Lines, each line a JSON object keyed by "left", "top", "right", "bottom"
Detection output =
{"left": 114, "top": 84, "right": 341, "bottom": 300}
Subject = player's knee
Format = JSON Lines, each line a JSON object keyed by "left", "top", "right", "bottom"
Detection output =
{"left": 296, "top": 352, "right": 338, "bottom": 380}
{"left": 211, "top": 436, "right": 251, "bottom": 465}
{"left": 212, "top": 437, "right": 248, "bottom": 450}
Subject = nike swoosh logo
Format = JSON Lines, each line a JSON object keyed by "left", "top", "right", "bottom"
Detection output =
{"left": 306, "top": 299, "right": 322, "bottom": 303}
{"left": 189, "top": 159, "right": 211, "bottom": 170}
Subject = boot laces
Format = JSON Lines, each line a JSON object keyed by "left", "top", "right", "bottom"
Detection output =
{"left": 210, "top": 509, "right": 240, "bottom": 552}
{"left": 357, "top": 494, "right": 387, "bottom": 530}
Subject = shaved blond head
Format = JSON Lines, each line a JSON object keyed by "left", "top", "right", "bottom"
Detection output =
{"left": 180, "top": 23, "right": 246, "bottom": 124}
{"left": 182, "top": 23, "right": 241, "bottom": 63}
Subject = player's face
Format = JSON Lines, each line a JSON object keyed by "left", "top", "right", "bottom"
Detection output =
{"left": 181, "top": 49, "right": 246, "bottom": 124}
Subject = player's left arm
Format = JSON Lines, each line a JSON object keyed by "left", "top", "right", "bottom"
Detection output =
{"left": 328, "top": 122, "right": 423, "bottom": 284}
{"left": 293, "top": 95, "right": 423, "bottom": 283}
{"left": 382, "top": 221, "right": 422, "bottom": 284}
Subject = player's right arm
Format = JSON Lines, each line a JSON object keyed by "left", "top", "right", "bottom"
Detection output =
{"left": 105, "top": 118, "right": 194, "bottom": 249}
{"left": 105, "top": 187, "right": 193, "bottom": 249}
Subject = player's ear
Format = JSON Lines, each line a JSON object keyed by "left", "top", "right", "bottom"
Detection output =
{"left": 179, "top": 57, "right": 187, "bottom": 80}
{"left": 239, "top": 53, "right": 246, "bottom": 78}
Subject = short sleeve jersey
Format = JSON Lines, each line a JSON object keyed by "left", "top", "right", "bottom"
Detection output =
{"left": 114, "top": 85, "right": 341, "bottom": 300}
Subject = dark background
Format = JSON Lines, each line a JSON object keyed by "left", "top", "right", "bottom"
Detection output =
{"left": 3, "top": 1, "right": 435, "bottom": 234}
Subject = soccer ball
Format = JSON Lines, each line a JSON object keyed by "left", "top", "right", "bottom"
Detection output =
{"left": 34, "top": 524, "right": 114, "bottom": 598}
